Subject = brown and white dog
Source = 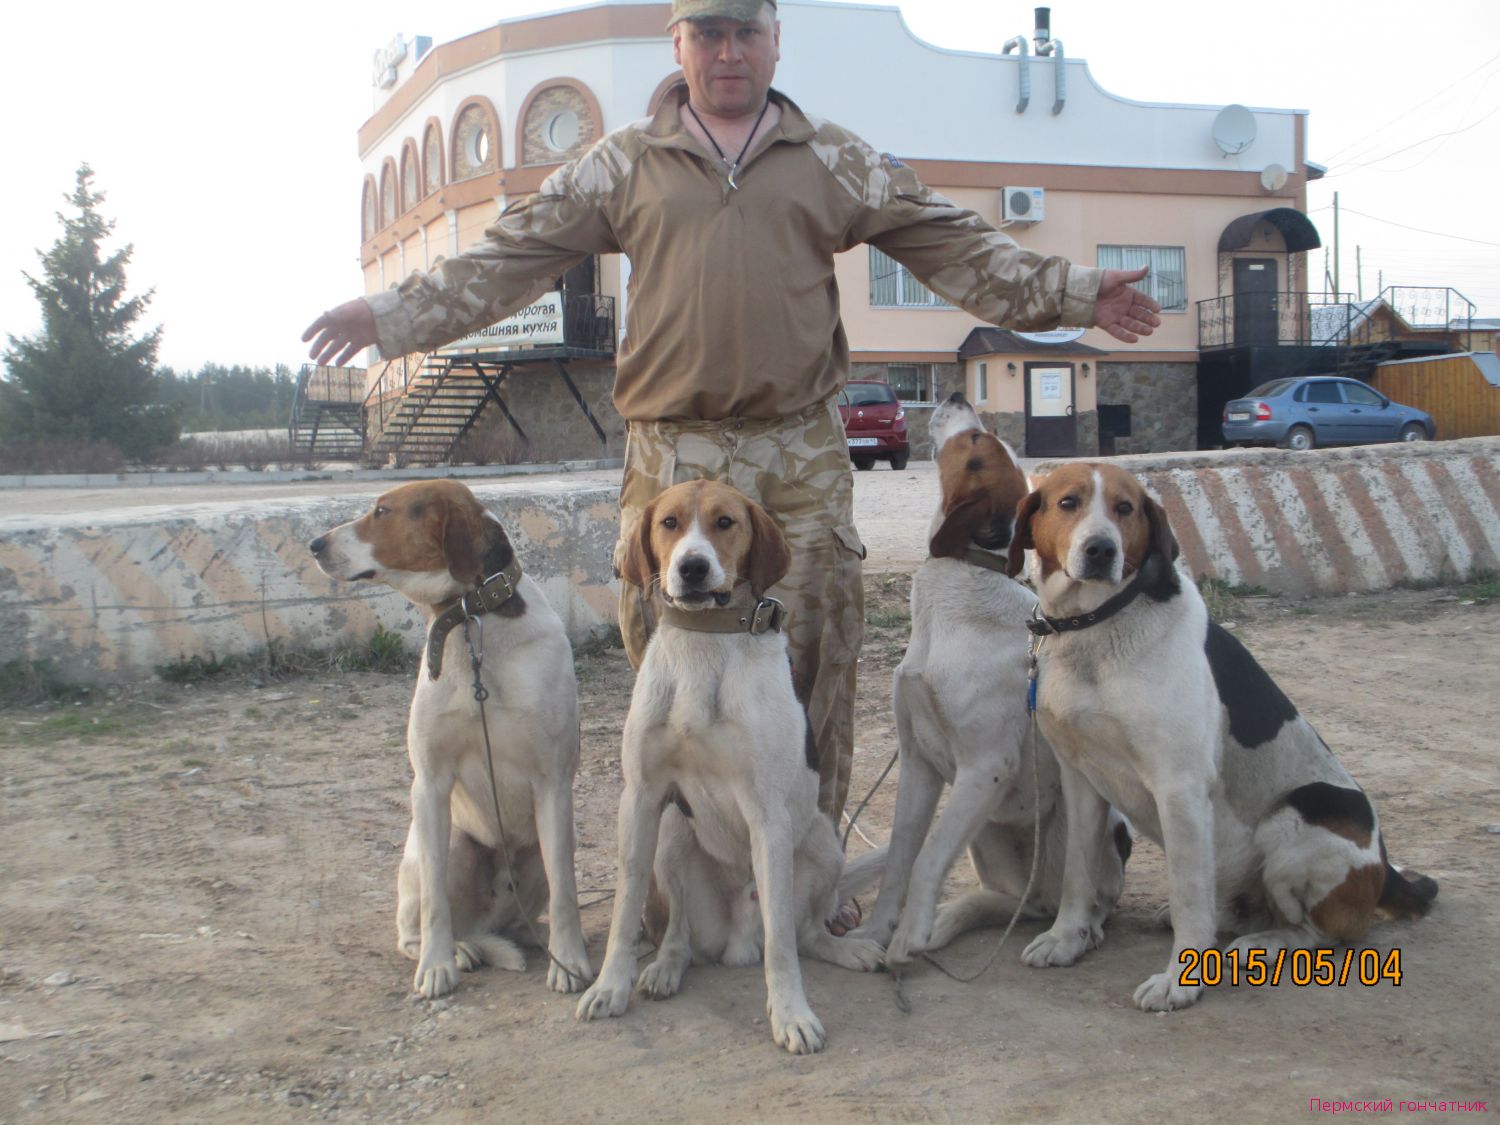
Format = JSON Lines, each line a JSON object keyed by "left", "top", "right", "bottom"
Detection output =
{"left": 1010, "top": 463, "right": 1437, "bottom": 1010}
{"left": 310, "top": 480, "right": 592, "bottom": 998}
{"left": 575, "top": 480, "right": 884, "bottom": 1055}
{"left": 855, "top": 395, "right": 1129, "bottom": 965}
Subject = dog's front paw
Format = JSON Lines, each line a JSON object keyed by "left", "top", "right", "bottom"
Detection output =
{"left": 830, "top": 936, "right": 886, "bottom": 973}
{"left": 769, "top": 1000, "right": 826, "bottom": 1055}
{"left": 413, "top": 955, "right": 460, "bottom": 999}
{"left": 1133, "top": 970, "right": 1203, "bottom": 1012}
{"left": 547, "top": 949, "right": 595, "bottom": 994}
{"left": 1021, "top": 923, "right": 1100, "bottom": 968}
{"left": 883, "top": 915, "right": 933, "bottom": 968}
{"left": 636, "top": 954, "right": 688, "bottom": 1000}
{"left": 575, "top": 975, "right": 633, "bottom": 1021}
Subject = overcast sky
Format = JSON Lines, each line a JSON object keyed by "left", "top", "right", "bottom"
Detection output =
{"left": 3, "top": 0, "right": 1496, "bottom": 373}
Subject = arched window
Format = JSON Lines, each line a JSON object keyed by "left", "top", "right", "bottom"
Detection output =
{"left": 519, "top": 80, "right": 602, "bottom": 166}
{"left": 451, "top": 100, "right": 499, "bottom": 181}
{"left": 400, "top": 140, "right": 420, "bottom": 213}
{"left": 380, "top": 160, "right": 397, "bottom": 228}
{"left": 422, "top": 120, "right": 443, "bottom": 195}
{"left": 361, "top": 178, "right": 378, "bottom": 241}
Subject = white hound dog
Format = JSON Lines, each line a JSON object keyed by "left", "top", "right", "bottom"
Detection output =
{"left": 311, "top": 479, "right": 592, "bottom": 999}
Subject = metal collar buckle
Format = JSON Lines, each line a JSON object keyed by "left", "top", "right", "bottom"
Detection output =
{"left": 750, "top": 597, "right": 786, "bottom": 635}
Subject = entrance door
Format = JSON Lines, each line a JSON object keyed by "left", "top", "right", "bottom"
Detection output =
{"left": 1233, "top": 258, "right": 1279, "bottom": 345}
{"left": 1026, "top": 364, "right": 1077, "bottom": 457}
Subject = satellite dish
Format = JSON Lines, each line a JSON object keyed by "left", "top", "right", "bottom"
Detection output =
{"left": 1260, "top": 163, "right": 1288, "bottom": 192}
{"left": 1212, "top": 104, "right": 1257, "bottom": 156}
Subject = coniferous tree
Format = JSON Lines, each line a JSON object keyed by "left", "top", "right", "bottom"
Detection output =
{"left": 1, "top": 164, "right": 177, "bottom": 458}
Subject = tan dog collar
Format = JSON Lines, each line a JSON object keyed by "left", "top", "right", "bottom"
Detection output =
{"left": 657, "top": 594, "right": 786, "bottom": 636}
{"left": 426, "top": 558, "right": 525, "bottom": 678}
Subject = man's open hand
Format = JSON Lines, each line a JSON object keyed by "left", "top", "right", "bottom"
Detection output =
{"left": 1092, "top": 266, "right": 1162, "bottom": 344}
{"left": 302, "top": 299, "right": 378, "bottom": 367}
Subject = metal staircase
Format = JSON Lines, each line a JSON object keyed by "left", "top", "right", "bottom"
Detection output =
{"left": 365, "top": 353, "right": 521, "bottom": 465}
{"left": 288, "top": 365, "right": 366, "bottom": 459}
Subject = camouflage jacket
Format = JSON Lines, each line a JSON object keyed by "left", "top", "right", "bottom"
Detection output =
{"left": 366, "top": 84, "right": 1103, "bottom": 422}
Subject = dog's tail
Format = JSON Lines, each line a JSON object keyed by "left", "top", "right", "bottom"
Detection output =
{"left": 927, "top": 889, "right": 1053, "bottom": 951}
{"left": 1376, "top": 834, "right": 1438, "bottom": 920}
{"left": 837, "top": 845, "right": 888, "bottom": 902}
{"left": 1378, "top": 860, "right": 1439, "bottom": 920}
{"left": 455, "top": 933, "right": 527, "bottom": 973}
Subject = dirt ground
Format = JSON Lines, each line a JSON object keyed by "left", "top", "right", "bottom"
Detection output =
{"left": 2, "top": 571, "right": 1497, "bottom": 1123}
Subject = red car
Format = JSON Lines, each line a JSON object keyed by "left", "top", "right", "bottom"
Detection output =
{"left": 838, "top": 379, "right": 909, "bottom": 470}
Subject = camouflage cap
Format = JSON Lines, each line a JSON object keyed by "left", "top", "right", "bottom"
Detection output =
{"left": 667, "top": 0, "right": 776, "bottom": 29}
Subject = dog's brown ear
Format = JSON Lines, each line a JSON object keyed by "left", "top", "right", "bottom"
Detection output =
{"left": 929, "top": 496, "right": 988, "bottom": 560}
{"left": 439, "top": 497, "right": 484, "bottom": 585}
{"left": 744, "top": 501, "right": 791, "bottom": 598}
{"left": 1143, "top": 492, "right": 1180, "bottom": 566}
{"left": 618, "top": 499, "right": 659, "bottom": 592}
{"left": 1006, "top": 489, "right": 1043, "bottom": 578}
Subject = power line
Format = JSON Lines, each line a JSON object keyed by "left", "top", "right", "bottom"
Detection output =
{"left": 1321, "top": 52, "right": 1500, "bottom": 164}
{"left": 1338, "top": 206, "right": 1500, "bottom": 248}
{"left": 1325, "top": 102, "right": 1500, "bottom": 178}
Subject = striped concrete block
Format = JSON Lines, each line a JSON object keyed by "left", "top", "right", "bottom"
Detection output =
{"left": 1041, "top": 437, "right": 1500, "bottom": 595}
{"left": 0, "top": 480, "right": 622, "bottom": 681}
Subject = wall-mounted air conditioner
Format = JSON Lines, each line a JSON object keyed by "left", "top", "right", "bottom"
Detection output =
{"left": 1002, "top": 186, "right": 1046, "bottom": 223}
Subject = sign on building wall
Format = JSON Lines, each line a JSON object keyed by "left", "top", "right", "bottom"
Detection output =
{"left": 444, "top": 292, "right": 565, "bottom": 351}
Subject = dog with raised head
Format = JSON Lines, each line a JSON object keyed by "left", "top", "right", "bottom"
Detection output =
{"left": 1010, "top": 463, "right": 1437, "bottom": 1011}
{"left": 575, "top": 479, "right": 884, "bottom": 1055}
{"left": 855, "top": 394, "right": 1129, "bottom": 966}
{"left": 310, "top": 479, "right": 592, "bottom": 999}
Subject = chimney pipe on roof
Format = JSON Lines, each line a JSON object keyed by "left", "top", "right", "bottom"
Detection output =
{"left": 1032, "top": 7, "right": 1065, "bottom": 114}
{"left": 1033, "top": 7, "right": 1051, "bottom": 51}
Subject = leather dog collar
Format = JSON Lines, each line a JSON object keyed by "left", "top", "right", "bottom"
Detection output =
{"left": 425, "top": 557, "right": 524, "bottom": 678}
{"left": 657, "top": 594, "right": 786, "bottom": 636}
{"left": 1027, "top": 569, "right": 1147, "bottom": 637}
{"left": 957, "top": 546, "right": 1010, "bottom": 574}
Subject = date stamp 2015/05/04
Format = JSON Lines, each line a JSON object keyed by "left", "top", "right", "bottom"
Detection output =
{"left": 1178, "top": 947, "right": 1403, "bottom": 988}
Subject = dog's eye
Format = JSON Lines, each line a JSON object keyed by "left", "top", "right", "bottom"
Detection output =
{"left": 1115, "top": 501, "right": 1135, "bottom": 517}
{"left": 372, "top": 505, "right": 389, "bottom": 518}
{"left": 1058, "top": 496, "right": 1078, "bottom": 511}
{"left": 661, "top": 516, "right": 678, "bottom": 530}
{"left": 716, "top": 516, "right": 734, "bottom": 530}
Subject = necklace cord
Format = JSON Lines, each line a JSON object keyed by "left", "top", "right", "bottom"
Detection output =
{"left": 686, "top": 98, "right": 770, "bottom": 187}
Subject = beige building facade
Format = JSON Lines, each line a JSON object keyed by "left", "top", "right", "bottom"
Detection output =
{"left": 353, "top": 2, "right": 1320, "bottom": 461}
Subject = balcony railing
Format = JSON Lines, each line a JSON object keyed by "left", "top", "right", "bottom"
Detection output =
{"left": 1198, "top": 287, "right": 1476, "bottom": 352}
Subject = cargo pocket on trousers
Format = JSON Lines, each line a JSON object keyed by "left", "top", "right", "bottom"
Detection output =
{"left": 825, "top": 525, "right": 867, "bottom": 666}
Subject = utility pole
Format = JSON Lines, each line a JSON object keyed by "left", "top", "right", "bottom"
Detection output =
{"left": 1332, "top": 191, "right": 1341, "bottom": 299}
{"left": 1357, "top": 245, "right": 1363, "bottom": 301}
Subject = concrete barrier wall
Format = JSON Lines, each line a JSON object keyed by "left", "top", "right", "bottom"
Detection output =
{"left": 0, "top": 480, "right": 622, "bottom": 681}
{"left": 1040, "top": 437, "right": 1500, "bottom": 595}
{"left": 3, "top": 439, "right": 1497, "bottom": 682}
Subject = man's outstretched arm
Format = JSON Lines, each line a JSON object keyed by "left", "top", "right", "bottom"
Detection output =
{"left": 1093, "top": 266, "right": 1162, "bottom": 343}
{"left": 303, "top": 299, "right": 378, "bottom": 368}
{"left": 301, "top": 146, "right": 624, "bottom": 366}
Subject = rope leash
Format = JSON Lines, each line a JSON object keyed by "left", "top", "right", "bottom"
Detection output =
{"left": 464, "top": 615, "right": 587, "bottom": 992}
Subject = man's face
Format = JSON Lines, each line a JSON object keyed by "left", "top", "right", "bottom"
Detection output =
{"left": 673, "top": 7, "right": 780, "bottom": 119}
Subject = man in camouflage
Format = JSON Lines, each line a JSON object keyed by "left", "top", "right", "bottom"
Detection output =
{"left": 304, "top": 0, "right": 1161, "bottom": 821}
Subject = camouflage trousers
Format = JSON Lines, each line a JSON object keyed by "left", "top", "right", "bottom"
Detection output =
{"left": 615, "top": 395, "right": 865, "bottom": 820}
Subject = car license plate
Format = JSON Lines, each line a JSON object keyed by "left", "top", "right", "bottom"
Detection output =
{"left": 1227, "top": 411, "right": 1250, "bottom": 421}
{"left": 847, "top": 438, "right": 879, "bottom": 447}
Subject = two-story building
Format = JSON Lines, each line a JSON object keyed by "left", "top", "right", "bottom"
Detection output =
{"left": 348, "top": 1, "right": 1323, "bottom": 463}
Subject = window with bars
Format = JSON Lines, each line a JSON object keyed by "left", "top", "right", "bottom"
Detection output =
{"left": 887, "top": 363, "right": 935, "bottom": 403}
{"left": 977, "top": 362, "right": 988, "bottom": 403}
{"left": 1096, "top": 245, "right": 1187, "bottom": 311}
{"left": 869, "top": 247, "right": 953, "bottom": 308}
